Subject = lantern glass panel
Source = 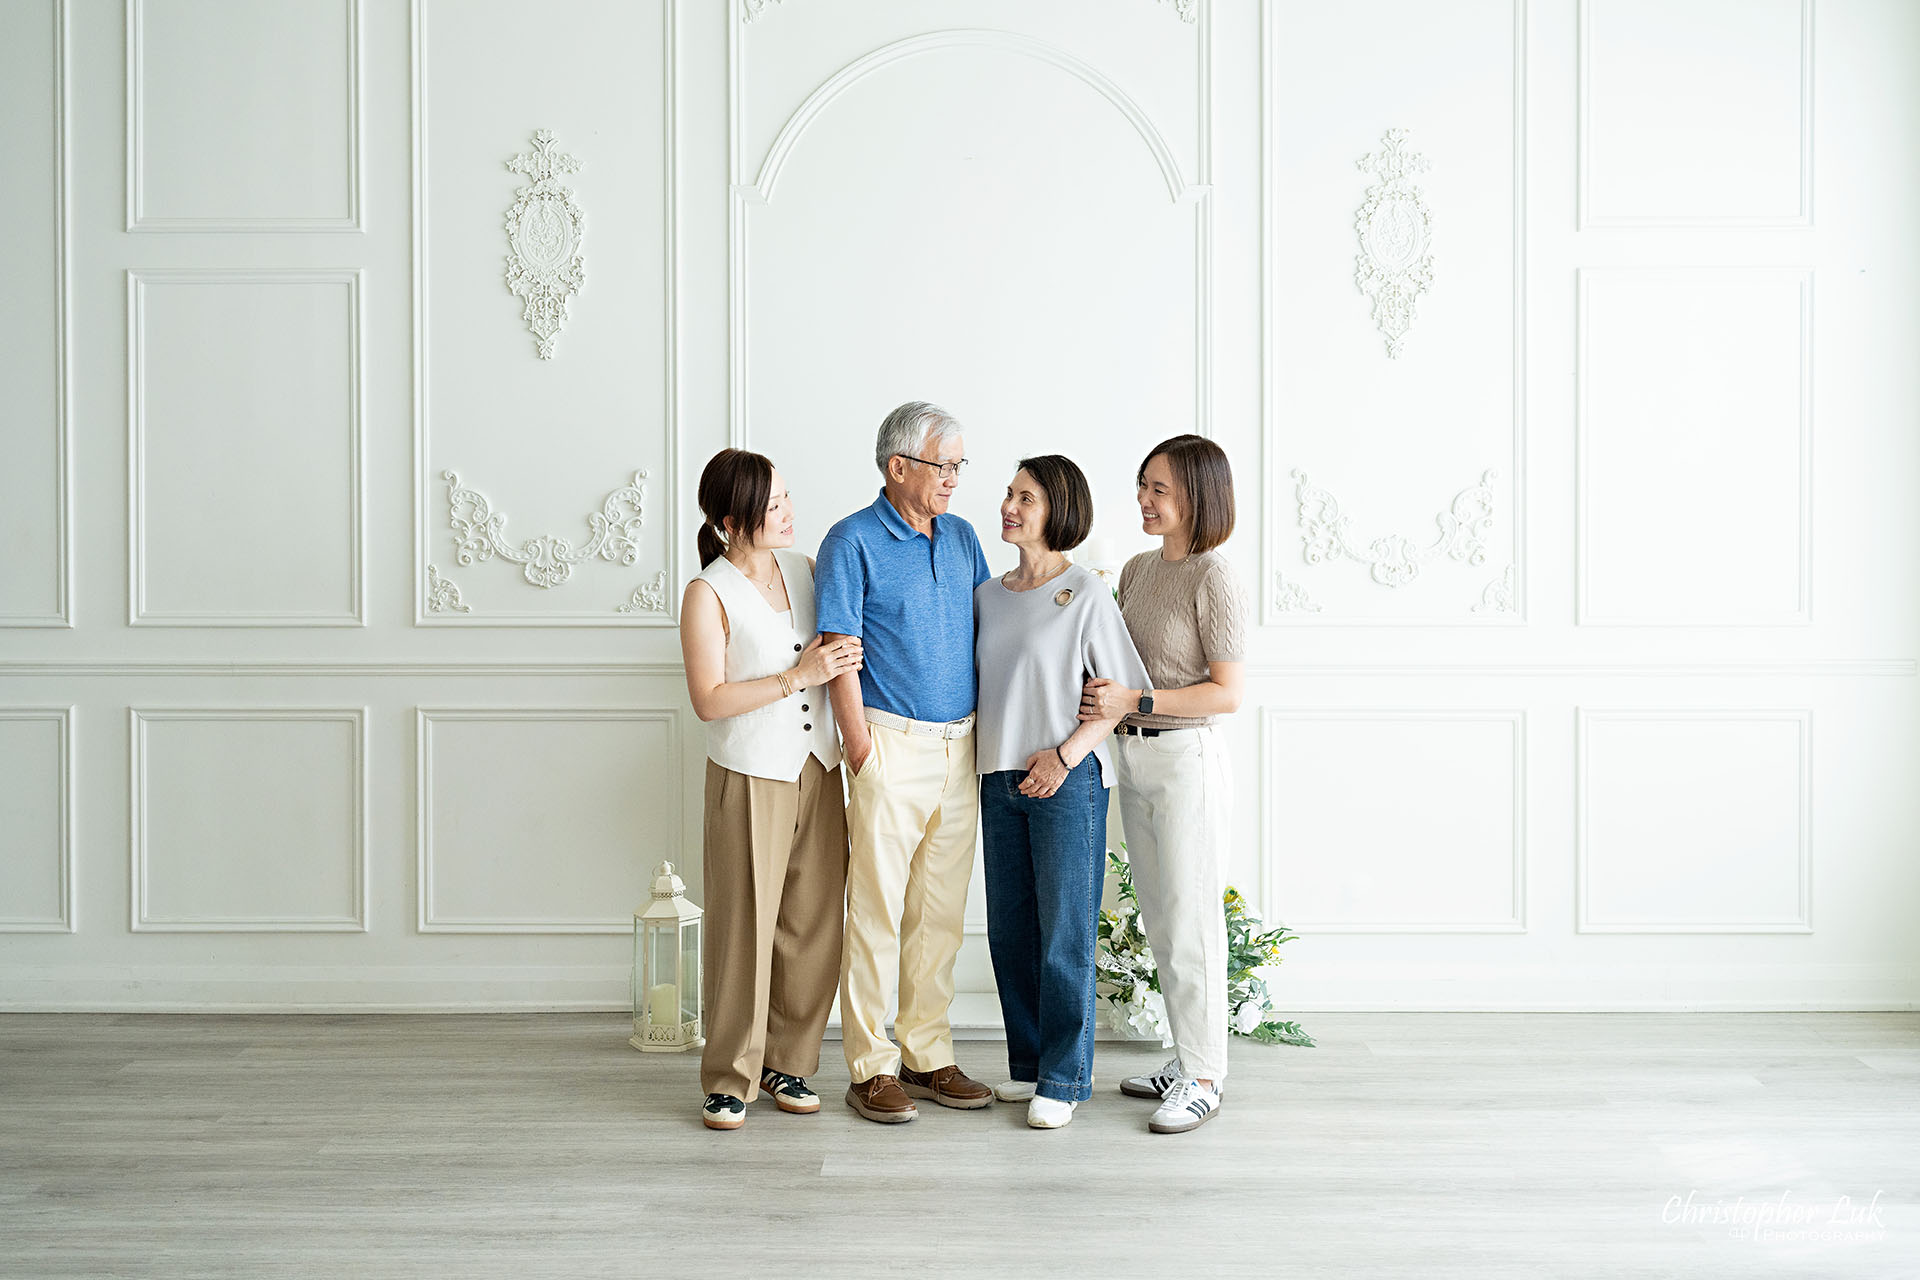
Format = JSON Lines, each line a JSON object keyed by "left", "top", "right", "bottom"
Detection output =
{"left": 647, "top": 926, "right": 678, "bottom": 1026}
{"left": 641, "top": 924, "right": 656, "bottom": 1028}
{"left": 679, "top": 923, "right": 701, "bottom": 1023}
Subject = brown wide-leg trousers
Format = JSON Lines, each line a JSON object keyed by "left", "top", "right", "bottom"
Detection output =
{"left": 699, "top": 754, "right": 849, "bottom": 1102}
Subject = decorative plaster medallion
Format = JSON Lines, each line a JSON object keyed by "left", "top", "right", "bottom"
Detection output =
{"left": 1293, "top": 468, "right": 1497, "bottom": 588}
{"left": 742, "top": 0, "right": 782, "bottom": 20}
{"left": 445, "top": 469, "right": 648, "bottom": 589}
{"left": 1353, "top": 129, "right": 1434, "bottom": 358}
{"left": 1271, "top": 571, "right": 1323, "bottom": 613}
{"left": 1472, "top": 564, "right": 1516, "bottom": 614}
{"left": 616, "top": 571, "right": 670, "bottom": 615}
{"left": 426, "top": 563, "right": 471, "bottom": 614}
{"left": 504, "top": 130, "right": 585, "bottom": 360}
{"left": 1157, "top": 0, "right": 1199, "bottom": 21}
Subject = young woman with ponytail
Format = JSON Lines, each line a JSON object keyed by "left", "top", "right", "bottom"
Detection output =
{"left": 679, "top": 449, "right": 863, "bottom": 1129}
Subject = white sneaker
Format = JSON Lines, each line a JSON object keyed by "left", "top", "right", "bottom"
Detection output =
{"left": 1027, "top": 1095, "right": 1076, "bottom": 1128}
{"left": 1119, "top": 1056, "right": 1184, "bottom": 1100}
{"left": 1148, "top": 1078, "right": 1221, "bottom": 1134}
{"left": 994, "top": 1079, "right": 1037, "bottom": 1102}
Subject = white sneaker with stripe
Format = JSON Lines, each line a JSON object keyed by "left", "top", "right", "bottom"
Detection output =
{"left": 1119, "top": 1056, "right": 1184, "bottom": 1100}
{"left": 1148, "top": 1078, "right": 1222, "bottom": 1134}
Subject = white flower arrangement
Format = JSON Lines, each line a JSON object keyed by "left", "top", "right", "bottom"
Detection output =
{"left": 1095, "top": 848, "right": 1315, "bottom": 1049}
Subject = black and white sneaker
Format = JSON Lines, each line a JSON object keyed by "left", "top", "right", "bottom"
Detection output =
{"left": 1120, "top": 1056, "right": 1184, "bottom": 1100}
{"left": 702, "top": 1093, "right": 745, "bottom": 1130}
{"left": 1148, "top": 1078, "right": 1221, "bottom": 1134}
{"left": 759, "top": 1069, "right": 820, "bottom": 1114}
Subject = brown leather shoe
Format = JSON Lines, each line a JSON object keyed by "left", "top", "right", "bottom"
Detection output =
{"left": 898, "top": 1063, "right": 995, "bottom": 1110}
{"left": 845, "top": 1074, "right": 918, "bottom": 1124}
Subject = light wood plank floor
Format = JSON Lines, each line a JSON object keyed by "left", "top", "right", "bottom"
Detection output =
{"left": 2, "top": 1013, "right": 1916, "bottom": 1278}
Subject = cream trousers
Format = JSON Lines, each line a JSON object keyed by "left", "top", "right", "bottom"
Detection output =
{"left": 1113, "top": 725, "right": 1232, "bottom": 1083}
{"left": 839, "top": 720, "right": 978, "bottom": 1083}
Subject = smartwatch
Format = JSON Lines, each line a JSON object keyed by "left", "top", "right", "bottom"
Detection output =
{"left": 1137, "top": 687, "right": 1155, "bottom": 716}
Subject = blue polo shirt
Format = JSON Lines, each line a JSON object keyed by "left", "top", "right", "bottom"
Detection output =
{"left": 814, "top": 490, "right": 992, "bottom": 724}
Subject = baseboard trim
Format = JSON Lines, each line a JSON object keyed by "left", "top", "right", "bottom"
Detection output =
{"left": 2, "top": 966, "right": 1913, "bottom": 1015}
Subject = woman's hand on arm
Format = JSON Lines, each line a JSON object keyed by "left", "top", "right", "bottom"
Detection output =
{"left": 793, "top": 634, "right": 862, "bottom": 691}
{"left": 1078, "top": 661, "right": 1244, "bottom": 723}
{"left": 1077, "top": 679, "right": 1141, "bottom": 721}
{"left": 681, "top": 582, "right": 858, "bottom": 722}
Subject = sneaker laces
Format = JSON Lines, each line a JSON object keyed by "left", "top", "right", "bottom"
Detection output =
{"left": 1160, "top": 1078, "right": 1205, "bottom": 1110}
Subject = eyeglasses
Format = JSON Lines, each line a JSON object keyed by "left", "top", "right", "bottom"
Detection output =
{"left": 893, "top": 454, "right": 968, "bottom": 480}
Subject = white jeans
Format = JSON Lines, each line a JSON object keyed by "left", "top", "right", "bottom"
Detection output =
{"left": 1113, "top": 726, "right": 1231, "bottom": 1083}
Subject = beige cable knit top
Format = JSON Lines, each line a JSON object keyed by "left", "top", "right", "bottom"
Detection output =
{"left": 1115, "top": 549, "right": 1249, "bottom": 730}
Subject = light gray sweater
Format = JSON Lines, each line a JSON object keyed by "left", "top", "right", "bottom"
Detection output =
{"left": 973, "top": 563, "right": 1151, "bottom": 787}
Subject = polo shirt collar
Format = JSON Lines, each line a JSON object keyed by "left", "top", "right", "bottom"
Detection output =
{"left": 872, "top": 489, "right": 924, "bottom": 541}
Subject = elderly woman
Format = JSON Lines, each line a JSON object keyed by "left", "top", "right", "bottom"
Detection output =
{"left": 680, "top": 448, "right": 863, "bottom": 1130}
{"left": 974, "top": 455, "right": 1149, "bottom": 1129}
{"left": 1080, "top": 434, "right": 1247, "bottom": 1135}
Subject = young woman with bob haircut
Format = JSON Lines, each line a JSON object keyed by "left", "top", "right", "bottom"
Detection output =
{"left": 1078, "top": 434, "right": 1249, "bottom": 1134}
{"left": 679, "top": 448, "right": 863, "bottom": 1130}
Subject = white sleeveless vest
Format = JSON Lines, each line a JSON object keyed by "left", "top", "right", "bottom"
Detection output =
{"left": 695, "top": 549, "right": 842, "bottom": 782}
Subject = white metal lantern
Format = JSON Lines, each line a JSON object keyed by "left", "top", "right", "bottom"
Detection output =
{"left": 631, "top": 861, "right": 704, "bottom": 1053}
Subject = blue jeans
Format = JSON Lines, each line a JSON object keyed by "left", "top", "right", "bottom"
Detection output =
{"left": 979, "top": 756, "right": 1108, "bottom": 1102}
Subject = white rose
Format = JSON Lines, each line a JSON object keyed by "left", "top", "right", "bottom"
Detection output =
{"left": 1233, "top": 1001, "right": 1267, "bottom": 1035}
{"left": 1142, "top": 992, "right": 1173, "bottom": 1046}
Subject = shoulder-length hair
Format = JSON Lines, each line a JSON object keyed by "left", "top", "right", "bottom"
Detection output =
{"left": 1139, "top": 434, "right": 1235, "bottom": 555}
{"left": 1015, "top": 454, "right": 1093, "bottom": 552}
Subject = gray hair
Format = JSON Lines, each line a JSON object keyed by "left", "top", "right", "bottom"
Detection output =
{"left": 874, "top": 401, "right": 965, "bottom": 476}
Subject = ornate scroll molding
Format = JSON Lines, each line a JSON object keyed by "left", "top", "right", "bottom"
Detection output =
{"left": 1354, "top": 129, "right": 1434, "bottom": 358}
{"left": 742, "top": 0, "right": 783, "bottom": 18}
{"left": 616, "top": 571, "right": 670, "bottom": 615}
{"left": 1472, "top": 564, "right": 1515, "bottom": 614}
{"left": 425, "top": 563, "right": 470, "bottom": 614}
{"left": 1293, "top": 468, "right": 1497, "bottom": 588}
{"left": 1271, "top": 572, "right": 1323, "bottom": 613}
{"left": 503, "top": 130, "right": 585, "bottom": 360}
{"left": 445, "top": 469, "right": 648, "bottom": 589}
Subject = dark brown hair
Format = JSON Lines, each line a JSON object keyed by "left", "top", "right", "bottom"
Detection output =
{"left": 1138, "top": 434, "right": 1235, "bottom": 555}
{"left": 1014, "top": 455, "right": 1094, "bottom": 552}
{"left": 696, "top": 448, "right": 774, "bottom": 567}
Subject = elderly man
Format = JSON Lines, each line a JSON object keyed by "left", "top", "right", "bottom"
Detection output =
{"left": 815, "top": 401, "right": 995, "bottom": 1124}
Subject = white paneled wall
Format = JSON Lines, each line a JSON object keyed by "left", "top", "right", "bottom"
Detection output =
{"left": 1, "top": 0, "right": 1916, "bottom": 1012}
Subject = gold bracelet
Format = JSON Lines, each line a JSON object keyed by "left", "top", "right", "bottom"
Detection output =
{"left": 776, "top": 671, "right": 792, "bottom": 699}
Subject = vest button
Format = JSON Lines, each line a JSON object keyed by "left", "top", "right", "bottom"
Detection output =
{"left": 800, "top": 704, "right": 808, "bottom": 712}
{"left": 793, "top": 643, "right": 802, "bottom": 652}
{"left": 803, "top": 723, "right": 812, "bottom": 732}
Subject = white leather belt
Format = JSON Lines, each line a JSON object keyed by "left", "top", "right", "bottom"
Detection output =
{"left": 865, "top": 708, "right": 975, "bottom": 739}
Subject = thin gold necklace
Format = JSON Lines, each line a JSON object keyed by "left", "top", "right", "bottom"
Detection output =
{"left": 1004, "top": 556, "right": 1069, "bottom": 591}
{"left": 732, "top": 553, "right": 779, "bottom": 593}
